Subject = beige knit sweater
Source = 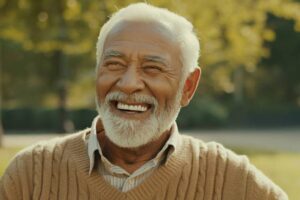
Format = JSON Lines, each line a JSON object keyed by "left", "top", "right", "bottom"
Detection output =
{"left": 0, "top": 129, "right": 287, "bottom": 200}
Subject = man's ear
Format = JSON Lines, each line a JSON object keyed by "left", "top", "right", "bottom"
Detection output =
{"left": 180, "top": 67, "right": 201, "bottom": 107}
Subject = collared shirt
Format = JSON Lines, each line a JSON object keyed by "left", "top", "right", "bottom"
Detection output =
{"left": 86, "top": 115, "right": 178, "bottom": 192}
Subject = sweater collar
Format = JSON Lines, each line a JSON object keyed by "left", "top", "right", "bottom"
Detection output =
{"left": 69, "top": 127, "right": 187, "bottom": 200}
{"left": 87, "top": 115, "right": 180, "bottom": 175}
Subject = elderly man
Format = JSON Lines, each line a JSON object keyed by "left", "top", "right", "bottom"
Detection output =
{"left": 0, "top": 3, "right": 287, "bottom": 200}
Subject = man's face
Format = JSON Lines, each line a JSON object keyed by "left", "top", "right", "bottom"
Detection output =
{"left": 96, "top": 21, "right": 184, "bottom": 148}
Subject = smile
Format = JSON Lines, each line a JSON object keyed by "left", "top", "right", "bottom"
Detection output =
{"left": 117, "top": 102, "right": 148, "bottom": 112}
{"left": 110, "top": 100, "right": 152, "bottom": 115}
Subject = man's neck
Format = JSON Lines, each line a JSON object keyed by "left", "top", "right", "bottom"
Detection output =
{"left": 97, "top": 130, "right": 171, "bottom": 174}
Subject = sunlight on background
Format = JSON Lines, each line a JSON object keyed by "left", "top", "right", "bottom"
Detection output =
{"left": 0, "top": 0, "right": 300, "bottom": 198}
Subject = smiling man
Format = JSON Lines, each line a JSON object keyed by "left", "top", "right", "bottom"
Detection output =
{"left": 0, "top": 3, "right": 288, "bottom": 200}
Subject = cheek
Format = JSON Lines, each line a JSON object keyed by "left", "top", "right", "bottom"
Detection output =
{"left": 96, "top": 73, "right": 118, "bottom": 101}
{"left": 144, "top": 77, "right": 178, "bottom": 104}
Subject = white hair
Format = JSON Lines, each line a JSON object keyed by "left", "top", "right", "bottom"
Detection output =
{"left": 96, "top": 2, "right": 200, "bottom": 77}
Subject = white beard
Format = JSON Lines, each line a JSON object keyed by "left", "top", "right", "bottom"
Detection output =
{"left": 96, "top": 89, "right": 183, "bottom": 148}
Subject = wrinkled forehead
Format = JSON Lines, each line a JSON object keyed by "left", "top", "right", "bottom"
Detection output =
{"left": 104, "top": 20, "right": 177, "bottom": 46}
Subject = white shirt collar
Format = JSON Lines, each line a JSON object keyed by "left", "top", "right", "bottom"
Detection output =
{"left": 87, "top": 115, "right": 179, "bottom": 175}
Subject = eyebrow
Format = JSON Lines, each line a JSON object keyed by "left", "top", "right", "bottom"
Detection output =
{"left": 103, "top": 50, "right": 125, "bottom": 60}
{"left": 103, "top": 50, "right": 168, "bottom": 65}
{"left": 143, "top": 55, "right": 167, "bottom": 66}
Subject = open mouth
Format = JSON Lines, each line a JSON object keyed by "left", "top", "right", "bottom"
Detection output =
{"left": 111, "top": 100, "right": 152, "bottom": 114}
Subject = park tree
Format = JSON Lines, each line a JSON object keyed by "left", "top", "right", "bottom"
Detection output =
{"left": 0, "top": 39, "right": 3, "bottom": 147}
{"left": 0, "top": 0, "right": 111, "bottom": 132}
{"left": 0, "top": 0, "right": 300, "bottom": 132}
{"left": 0, "top": 121, "right": 3, "bottom": 147}
{"left": 168, "top": 0, "right": 300, "bottom": 99}
{"left": 259, "top": 14, "right": 300, "bottom": 105}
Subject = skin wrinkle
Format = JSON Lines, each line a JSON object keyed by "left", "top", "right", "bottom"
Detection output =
{"left": 103, "top": 50, "right": 124, "bottom": 60}
{"left": 94, "top": 19, "right": 201, "bottom": 175}
{"left": 95, "top": 4, "right": 200, "bottom": 81}
{"left": 103, "top": 50, "right": 169, "bottom": 68}
{"left": 143, "top": 55, "right": 168, "bottom": 66}
{"left": 99, "top": 21, "right": 178, "bottom": 68}
{"left": 93, "top": 21, "right": 202, "bottom": 175}
{"left": 96, "top": 22, "right": 184, "bottom": 149}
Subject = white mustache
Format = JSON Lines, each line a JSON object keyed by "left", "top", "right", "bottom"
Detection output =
{"left": 105, "top": 91, "right": 158, "bottom": 107}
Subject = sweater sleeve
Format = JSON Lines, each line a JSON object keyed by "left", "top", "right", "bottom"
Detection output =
{"left": 0, "top": 162, "right": 21, "bottom": 200}
{"left": 218, "top": 146, "right": 288, "bottom": 200}
{"left": 0, "top": 146, "right": 35, "bottom": 200}
{"left": 245, "top": 164, "right": 288, "bottom": 200}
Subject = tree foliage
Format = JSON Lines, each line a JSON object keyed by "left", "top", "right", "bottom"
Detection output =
{"left": 0, "top": 0, "right": 300, "bottom": 108}
{"left": 0, "top": 0, "right": 108, "bottom": 54}
{"left": 165, "top": 0, "right": 300, "bottom": 95}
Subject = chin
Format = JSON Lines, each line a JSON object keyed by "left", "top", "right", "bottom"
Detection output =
{"left": 101, "top": 112, "right": 162, "bottom": 148}
{"left": 96, "top": 91, "right": 182, "bottom": 148}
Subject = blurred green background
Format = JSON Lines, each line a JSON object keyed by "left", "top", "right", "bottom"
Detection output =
{"left": 1, "top": 0, "right": 300, "bottom": 132}
{"left": 0, "top": 0, "right": 300, "bottom": 199}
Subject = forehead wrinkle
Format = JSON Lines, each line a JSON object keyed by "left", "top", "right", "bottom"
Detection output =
{"left": 103, "top": 50, "right": 125, "bottom": 60}
{"left": 143, "top": 55, "right": 168, "bottom": 66}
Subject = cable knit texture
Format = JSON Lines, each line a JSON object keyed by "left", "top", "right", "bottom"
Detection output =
{"left": 0, "top": 129, "right": 288, "bottom": 200}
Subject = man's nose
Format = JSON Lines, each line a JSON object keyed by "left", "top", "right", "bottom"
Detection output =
{"left": 116, "top": 66, "right": 144, "bottom": 94}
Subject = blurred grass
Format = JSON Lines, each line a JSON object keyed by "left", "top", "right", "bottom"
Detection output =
{"left": 0, "top": 147, "right": 299, "bottom": 199}
{"left": 0, "top": 147, "right": 23, "bottom": 175}
{"left": 233, "top": 148, "right": 300, "bottom": 200}
{"left": 250, "top": 153, "right": 300, "bottom": 199}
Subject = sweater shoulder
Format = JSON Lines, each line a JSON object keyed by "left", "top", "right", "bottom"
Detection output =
{"left": 180, "top": 134, "right": 248, "bottom": 164}
{"left": 180, "top": 135, "right": 287, "bottom": 199}
{"left": 0, "top": 129, "right": 90, "bottom": 199}
{"left": 3, "top": 129, "right": 89, "bottom": 176}
{"left": 20, "top": 129, "right": 87, "bottom": 155}
{"left": 179, "top": 135, "right": 247, "bottom": 176}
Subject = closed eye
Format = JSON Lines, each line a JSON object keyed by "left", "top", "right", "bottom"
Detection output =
{"left": 103, "top": 61, "right": 126, "bottom": 71}
{"left": 143, "top": 65, "right": 163, "bottom": 73}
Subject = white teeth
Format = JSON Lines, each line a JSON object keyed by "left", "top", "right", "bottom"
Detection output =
{"left": 117, "top": 102, "right": 147, "bottom": 112}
